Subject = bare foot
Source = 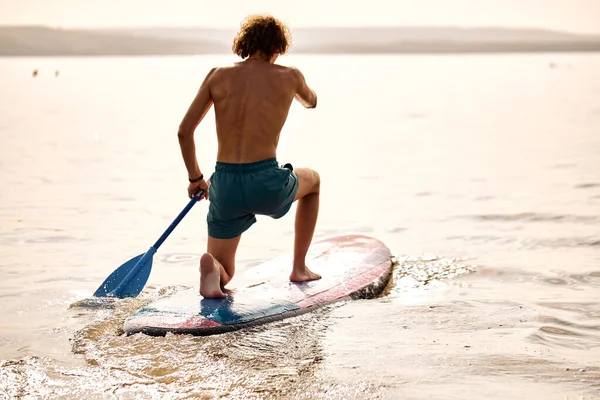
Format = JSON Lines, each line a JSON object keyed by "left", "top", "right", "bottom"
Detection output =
{"left": 200, "top": 253, "right": 226, "bottom": 298}
{"left": 290, "top": 266, "right": 322, "bottom": 283}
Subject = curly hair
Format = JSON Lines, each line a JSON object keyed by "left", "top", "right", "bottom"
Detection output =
{"left": 232, "top": 14, "right": 291, "bottom": 59}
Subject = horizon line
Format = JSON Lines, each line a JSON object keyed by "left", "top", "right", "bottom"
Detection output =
{"left": 0, "top": 23, "right": 598, "bottom": 36}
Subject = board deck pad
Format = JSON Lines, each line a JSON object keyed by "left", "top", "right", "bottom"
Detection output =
{"left": 124, "top": 235, "right": 393, "bottom": 336}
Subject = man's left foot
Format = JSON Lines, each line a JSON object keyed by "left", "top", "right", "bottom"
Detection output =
{"left": 200, "top": 253, "right": 226, "bottom": 298}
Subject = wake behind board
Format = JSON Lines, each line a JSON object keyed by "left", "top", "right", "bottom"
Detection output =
{"left": 124, "top": 235, "right": 393, "bottom": 337}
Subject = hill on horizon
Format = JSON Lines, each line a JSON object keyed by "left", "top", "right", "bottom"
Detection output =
{"left": 1, "top": 25, "right": 600, "bottom": 56}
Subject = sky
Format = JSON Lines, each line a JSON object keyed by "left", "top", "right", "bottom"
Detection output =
{"left": 0, "top": 0, "right": 599, "bottom": 34}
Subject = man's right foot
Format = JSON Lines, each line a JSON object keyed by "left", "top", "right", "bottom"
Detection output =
{"left": 200, "top": 253, "right": 226, "bottom": 298}
{"left": 290, "top": 266, "right": 322, "bottom": 282}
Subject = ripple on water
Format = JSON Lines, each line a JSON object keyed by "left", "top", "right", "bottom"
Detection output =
{"left": 157, "top": 253, "right": 200, "bottom": 265}
{"left": 575, "top": 182, "right": 600, "bottom": 189}
{"left": 462, "top": 212, "right": 600, "bottom": 224}
{"left": 539, "top": 301, "right": 600, "bottom": 319}
{"left": 24, "top": 236, "right": 86, "bottom": 244}
{"left": 477, "top": 267, "right": 600, "bottom": 292}
{"left": 0, "top": 235, "right": 86, "bottom": 246}
{"left": 529, "top": 327, "right": 600, "bottom": 351}
{"left": 529, "top": 311, "right": 600, "bottom": 351}
{"left": 447, "top": 234, "right": 600, "bottom": 250}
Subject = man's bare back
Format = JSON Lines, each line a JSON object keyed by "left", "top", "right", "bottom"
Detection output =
{"left": 210, "top": 60, "right": 316, "bottom": 163}
{"left": 178, "top": 57, "right": 317, "bottom": 174}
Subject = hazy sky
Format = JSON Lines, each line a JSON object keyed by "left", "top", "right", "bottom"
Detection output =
{"left": 1, "top": 0, "right": 599, "bottom": 33}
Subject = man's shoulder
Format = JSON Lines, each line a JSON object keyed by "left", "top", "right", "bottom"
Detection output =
{"left": 285, "top": 65, "right": 307, "bottom": 78}
{"left": 273, "top": 65, "right": 304, "bottom": 83}
{"left": 276, "top": 64, "right": 300, "bottom": 74}
{"left": 208, "top": 66, "right": 228, "bottom": 76}
{"left": 208, "top": 64, "right": 239, "bottom": 75}
{"left": 204, "top": 65, "right": 234, "bottom": 84}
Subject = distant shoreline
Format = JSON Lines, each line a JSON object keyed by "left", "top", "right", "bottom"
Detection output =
{"left": 2, "top": 50, "right": 600, "bottom": 57}
{"left": 2, "top": 47, "right": 599, "bottom": 57}
{"left": 1, "top": 25, "right": 599, "bottom": 56}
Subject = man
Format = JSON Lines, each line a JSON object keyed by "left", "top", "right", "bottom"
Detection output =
{"left": 177, "top": 14, "right": 321, "bottom": 298}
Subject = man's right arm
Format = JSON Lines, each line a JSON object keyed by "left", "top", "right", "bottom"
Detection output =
{"left": 292, "top": 67, "right": 317, "bottom": 109}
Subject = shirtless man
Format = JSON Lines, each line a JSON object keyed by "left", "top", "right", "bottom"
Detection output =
{"left": 177, "top": 15, "right": 321, "bottom": 298}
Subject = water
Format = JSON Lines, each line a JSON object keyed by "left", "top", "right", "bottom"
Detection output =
{"left": 0, "top": 53, "right": 599, "bottom": 399}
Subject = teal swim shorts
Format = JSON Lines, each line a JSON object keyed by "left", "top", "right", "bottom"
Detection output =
{"left": 206, "top": 158, "right": 299, "bottom": 239}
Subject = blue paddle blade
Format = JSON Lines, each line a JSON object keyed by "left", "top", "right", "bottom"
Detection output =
{"left": 93, "top": 249, "right": 155, "bottom": 298}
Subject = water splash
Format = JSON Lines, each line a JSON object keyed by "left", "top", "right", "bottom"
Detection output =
{"left": 383, "top": 254, "right": 474, "bottom": 295}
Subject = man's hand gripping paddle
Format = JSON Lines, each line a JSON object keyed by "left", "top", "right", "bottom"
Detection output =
{"left": 93, "top": 191, "right": 205, "bottom": 298}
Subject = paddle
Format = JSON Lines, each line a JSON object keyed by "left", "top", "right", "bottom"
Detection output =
{"left": 93, "top": 190, "right": 205, "bottom": 298}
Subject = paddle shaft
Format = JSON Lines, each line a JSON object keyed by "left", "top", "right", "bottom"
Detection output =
{"left": 153, "top": 190, "right": 204, "bottom": 250}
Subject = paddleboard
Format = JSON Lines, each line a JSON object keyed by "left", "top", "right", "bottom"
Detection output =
{"left": 123, "top": 234, "right": 393, "bottom": 337}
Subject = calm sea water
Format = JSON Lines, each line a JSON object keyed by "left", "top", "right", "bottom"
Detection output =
{"left": 0, "top": 53, "right": 599, "bottom": 399}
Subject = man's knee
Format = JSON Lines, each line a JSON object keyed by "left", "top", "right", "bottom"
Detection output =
{"left": 294, "top": 167, "right": 321, "bottom": 200}
{"left": 306, "top": 168, "right": 320, "bottom": 193}
{"left": 313, "top": 170, "right": 320, "bottom": 192}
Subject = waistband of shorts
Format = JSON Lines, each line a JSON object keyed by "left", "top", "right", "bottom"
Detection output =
{"left": 215, "top": 158, "right": 279, "bottom": 173}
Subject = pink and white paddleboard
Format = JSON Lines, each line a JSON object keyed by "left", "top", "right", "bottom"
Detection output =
{"left": 124, "top": 235, "right": 393, "bottom": 336}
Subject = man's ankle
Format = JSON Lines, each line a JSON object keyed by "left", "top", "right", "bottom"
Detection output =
{"left": 292, "top": 261, "right": 306, "bottom": 271}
